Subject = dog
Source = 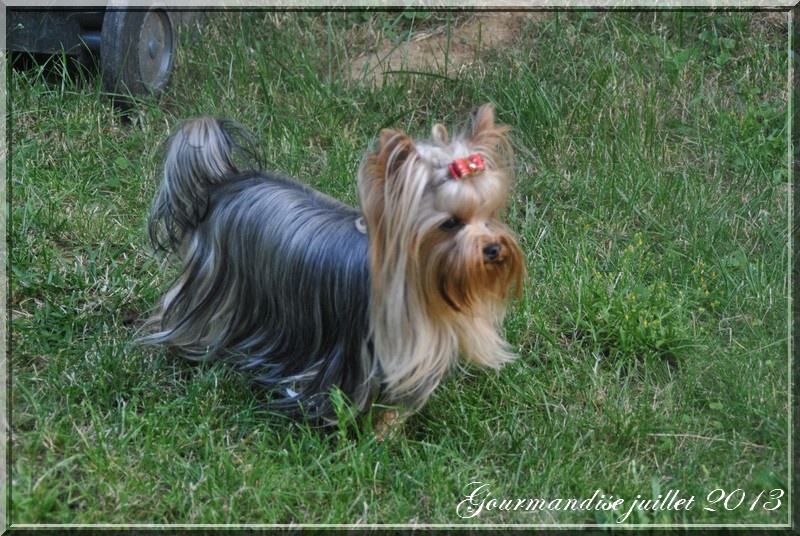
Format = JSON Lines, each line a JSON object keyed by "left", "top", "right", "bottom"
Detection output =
{"left": 142, "top": 103, "right": 525, "bottom": 431}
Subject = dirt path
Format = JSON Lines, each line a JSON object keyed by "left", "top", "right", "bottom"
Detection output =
{"left": 349, "top": 13, "right": 545, "bottom": 86}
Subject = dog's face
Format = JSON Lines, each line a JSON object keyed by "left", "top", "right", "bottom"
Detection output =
{"left": 416, "top": 162, "right": 524, "bottom": 314}
{"left": 358, "top": 103, "right": 525, "bottom": 317}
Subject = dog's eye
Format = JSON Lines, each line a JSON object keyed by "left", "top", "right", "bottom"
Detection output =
{"left": 441, "top": 217, "right": 464, "bottom": 231}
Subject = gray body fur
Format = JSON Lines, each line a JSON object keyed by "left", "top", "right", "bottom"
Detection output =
{"left": 143, "top": 119, "right": 375, "bottom": 419}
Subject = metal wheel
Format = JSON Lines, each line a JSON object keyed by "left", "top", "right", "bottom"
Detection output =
{"left": 101, "top": 8, "right": 175, "bottom": 100}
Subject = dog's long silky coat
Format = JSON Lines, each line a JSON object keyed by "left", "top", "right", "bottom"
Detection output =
{"left": 143, "top": 104, "right": 525, "bottom": 424}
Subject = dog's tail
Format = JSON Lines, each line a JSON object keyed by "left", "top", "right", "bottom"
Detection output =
{"left": 148, "top": 117, "right": 262, "bottom": 253}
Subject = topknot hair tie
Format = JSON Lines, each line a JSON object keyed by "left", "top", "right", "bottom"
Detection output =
{"left": 449, "top": 153, "right": 485, "bottom": 179}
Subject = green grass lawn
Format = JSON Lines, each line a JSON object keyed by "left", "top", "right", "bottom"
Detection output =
{"left": 8, "top": 10, "right": 792, "bottom": 527}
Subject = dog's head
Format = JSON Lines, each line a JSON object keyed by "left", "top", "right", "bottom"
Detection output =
{"left": 358, "top": 103, "right": 525, "bottom": 320}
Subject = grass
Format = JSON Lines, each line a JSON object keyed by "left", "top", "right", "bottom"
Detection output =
{"left": 8, "top": 10, "right": 792, "bottom": 527}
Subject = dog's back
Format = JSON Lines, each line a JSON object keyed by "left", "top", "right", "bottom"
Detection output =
{"left": 142, "top": 118, "right": 375, "bottom": 419}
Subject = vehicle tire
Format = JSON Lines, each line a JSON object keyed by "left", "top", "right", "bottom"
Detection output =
{"left": 101, "top": 8, "right": 175, "bottom": 101}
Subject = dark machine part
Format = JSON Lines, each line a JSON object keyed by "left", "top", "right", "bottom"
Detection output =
{"left": 7, "top": 9, "right": 176, "bottom": 101}
{"left": 7, "top": 11, "right": 105, "bottom": 59}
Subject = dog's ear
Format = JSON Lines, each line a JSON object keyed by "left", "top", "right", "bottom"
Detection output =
{"left": 359, "top": 129, "right": 415, "bottom": 196}
{"left": 378, "top": 128, "right": 415, "bottom": 181}
{"left": 357, "top": 129, "right": 416, "bottom": 234}
{"left": 431, "top": 123, "right": 448, "bottom": 145}
{"left": 472, "top": 103, "right": 496, "bottom": 135}
{"left": 359, "top": 128, "right": 414, "bottom": 182}
{"left": 470, "top": 103, "right": 511, "bottom": 152}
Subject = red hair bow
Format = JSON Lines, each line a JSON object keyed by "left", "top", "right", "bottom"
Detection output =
{"left": 449, "top": 153, "right": 485, "bottom": 179}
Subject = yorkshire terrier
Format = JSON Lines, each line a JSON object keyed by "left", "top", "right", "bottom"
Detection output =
{"left": 142, "top": 103, "right": 525, "bottom": 432}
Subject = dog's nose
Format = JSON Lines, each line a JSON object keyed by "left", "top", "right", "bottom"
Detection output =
{"left": 483, "top": 243, "right": 502, "bottom": 262}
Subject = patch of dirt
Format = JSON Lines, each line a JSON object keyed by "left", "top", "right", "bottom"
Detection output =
{"left": 349, "top": 13, "right": 547, "bottom": 86}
